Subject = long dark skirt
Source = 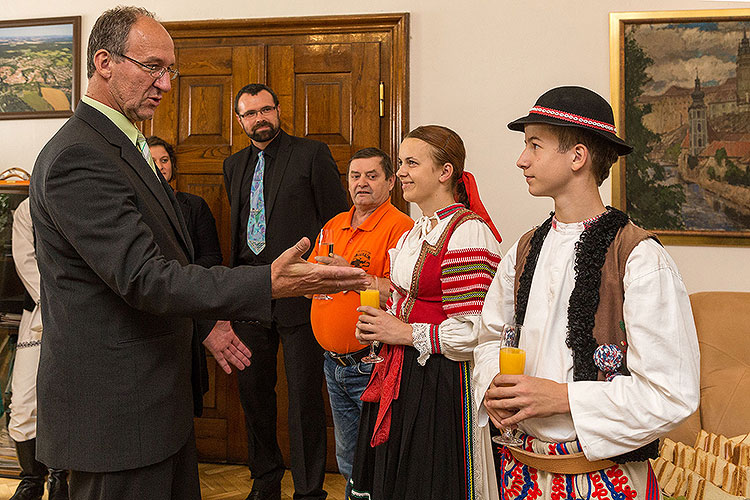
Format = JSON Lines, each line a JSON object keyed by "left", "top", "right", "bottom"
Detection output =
{"left": 350, "top": 346, "right": 475, "bottom": 500}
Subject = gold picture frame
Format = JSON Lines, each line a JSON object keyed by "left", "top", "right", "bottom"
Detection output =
{"left": 610, "top": 9, "right": 750, "bottom": 246}
{"left": 0, "top": 16, "right": 81, "bottom": 120}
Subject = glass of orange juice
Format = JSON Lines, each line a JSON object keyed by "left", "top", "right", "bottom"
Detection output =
{"left": 360, "top": 276, "right": 383, "bottom": 363}
{"left": 491, "top": 323, "right": 525, "bottom": 446}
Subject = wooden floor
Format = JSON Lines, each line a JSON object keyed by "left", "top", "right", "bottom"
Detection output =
{"left": 0, "top": 463, "right": 348, "bottom": 500}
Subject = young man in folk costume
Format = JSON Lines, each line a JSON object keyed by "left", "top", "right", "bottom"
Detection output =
{"left": 473, "top": 86, "right": 700, "bottom": 500}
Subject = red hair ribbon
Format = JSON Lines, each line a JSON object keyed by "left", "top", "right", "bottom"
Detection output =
{"left": 458, "top": 171, "right": 502, "bottom": 243}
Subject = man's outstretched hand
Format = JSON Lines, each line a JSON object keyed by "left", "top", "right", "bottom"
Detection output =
{"left": 203, "top": 320, "right": 252, "bottom": 374}
{"left": 271, "top": 237, "right": 369, "bottom": 298}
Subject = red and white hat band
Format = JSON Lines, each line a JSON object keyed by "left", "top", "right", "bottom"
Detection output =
{"left": 529, "top": 106, "right": 617, "bottom": 134}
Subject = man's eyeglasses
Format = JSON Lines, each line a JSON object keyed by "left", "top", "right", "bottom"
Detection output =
{"left": 117, "top": 53, "right": 179, "bottom": 81}
{"left": 237, "top": 105, "right": 277, "bottom": 121}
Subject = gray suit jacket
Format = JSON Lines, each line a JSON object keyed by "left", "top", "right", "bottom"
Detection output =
{"left": 30, "top": 102, "right": 271, "bottom": 472}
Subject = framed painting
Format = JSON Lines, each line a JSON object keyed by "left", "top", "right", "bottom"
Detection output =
{"left": 0, "top": 16, "right": 81, "bottom": 120}
{"left": 610, "top": 9, "right": 750, "bottom": 246}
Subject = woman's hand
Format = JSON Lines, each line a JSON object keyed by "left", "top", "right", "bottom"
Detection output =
{"left": 355, "top": 306, "right": 413, "bottom": 346}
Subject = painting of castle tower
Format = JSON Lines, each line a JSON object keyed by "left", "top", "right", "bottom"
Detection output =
{"left": 622, "top": 19, "right": 750, "bottom": 239}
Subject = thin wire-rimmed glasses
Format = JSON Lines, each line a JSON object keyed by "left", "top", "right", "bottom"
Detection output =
{"left": 237, "top": 105, "right": 278, "bottom": 121}
{"left": 117, "top": 53, "right": 179, "bottom": 80}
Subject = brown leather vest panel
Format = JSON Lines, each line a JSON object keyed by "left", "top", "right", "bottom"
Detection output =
{"left": 513, "top": 222, "right": 656, "bottom": 380}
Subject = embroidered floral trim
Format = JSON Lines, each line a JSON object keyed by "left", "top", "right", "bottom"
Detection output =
{"left": 551, "top": 211, "right": 607, "bottom": 231}
{"left": 17, "top": 340, "right": 42, "bottom": 349}
{"left": 441, "top": 248, "right": 501, "bottom": 318}
{"left": 435, "top": 203, "right": 464, "bottom": 219}
{"left": 529, "top": 106, "right": 618, "bottom": 134}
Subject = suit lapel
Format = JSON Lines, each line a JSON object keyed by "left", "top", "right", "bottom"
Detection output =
{"left": 265, "top": 130, "right": 292, "bottom": 220}
{"left": 76, "top": 103, "right": 192, "bottom": 257}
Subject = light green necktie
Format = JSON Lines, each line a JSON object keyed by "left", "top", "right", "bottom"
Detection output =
{"left": 136, "top": 132, "right": 159, "bottom": 178}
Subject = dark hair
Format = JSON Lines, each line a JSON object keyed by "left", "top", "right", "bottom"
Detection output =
{"left": 404, "top": 125, "right": 468, "bottom": 207}
{"left": 87, "top": 6, "right": 154, "bottom": 78}
{"left": 348, "top": 147, "right": 394, "bottom": 179}
{"left": 146, "top": 135, "right": 176, "bottom": 179}
{"left": 234, "top": 83, "right": 279, "bottom": 113}
{"left": 554, "top": 126, "right": 620, "bottom": 186}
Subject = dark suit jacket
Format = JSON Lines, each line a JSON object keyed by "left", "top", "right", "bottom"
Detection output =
{"left": 30, "top": 102, "right": 272, "bottom": 472}
{"left": 175, "top": 191, "right": 222, "bottom": 269}
{"left": 174, "top": 191, "right": 223, "bottom": 416}
{"left": 223, "top": 129, "right": 348, "bottom": 326}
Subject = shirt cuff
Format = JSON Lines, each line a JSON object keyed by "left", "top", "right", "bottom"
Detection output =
{"left": 412, "top": 323, "right": 442, "bottom": 365}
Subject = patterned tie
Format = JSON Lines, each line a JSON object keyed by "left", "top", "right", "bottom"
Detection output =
{"left": 136, "top": 131, "right": 159, "bottom": 177}
{"left": 247, "top": 151, "right": 266, "bottom": 254}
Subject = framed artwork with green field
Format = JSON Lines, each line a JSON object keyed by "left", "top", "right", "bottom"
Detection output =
{"left": 0, "top": 16, "right": 80, "bottom": 120}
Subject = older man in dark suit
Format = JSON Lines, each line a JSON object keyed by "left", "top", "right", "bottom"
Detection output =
{"left": 29, "top": 7, "right": 366, "bottom": 500}
{"left": 223, "top": 84, "right": 348, "bottom": 500}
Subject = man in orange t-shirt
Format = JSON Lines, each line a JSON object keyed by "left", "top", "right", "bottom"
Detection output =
{"left": 308, "top": 148, "right": 413, "bottom": 495}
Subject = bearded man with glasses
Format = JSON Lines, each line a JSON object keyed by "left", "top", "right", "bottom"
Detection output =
{"left": 223, "top": 83, "right": 349, "bottom": 500}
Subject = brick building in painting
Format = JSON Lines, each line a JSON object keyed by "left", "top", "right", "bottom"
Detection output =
{"left": 640, "top": 29, "right": 750, "bottom": 226}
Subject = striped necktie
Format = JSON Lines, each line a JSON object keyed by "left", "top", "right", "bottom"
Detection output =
{"left": 136, "top": 131, "right": 159, "bottom": 178}
{"left": 247, "top": 151, "right": 266, "bottom": 254}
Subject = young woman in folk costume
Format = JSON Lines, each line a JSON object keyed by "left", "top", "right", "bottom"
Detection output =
{"left": 351, "top": 125, "right": 503, "bottom": 500}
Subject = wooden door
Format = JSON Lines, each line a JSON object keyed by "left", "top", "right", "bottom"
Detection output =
{"left": 141, "top": 14, "right": 409, "bottom": 469}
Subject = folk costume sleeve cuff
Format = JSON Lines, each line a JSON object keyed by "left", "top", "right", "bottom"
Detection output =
{"left": 412, "top": 323, "right": 442, "bottom": 365}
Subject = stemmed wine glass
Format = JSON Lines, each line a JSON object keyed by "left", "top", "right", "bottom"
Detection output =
{"left": 314, "top": 228, "right": 334, "bottom": 300}
{"left": 491, "top": 323, "right": 525, "bottom": 446}
{"left": 360, "top": 276, "right": 383, "bottom": 363}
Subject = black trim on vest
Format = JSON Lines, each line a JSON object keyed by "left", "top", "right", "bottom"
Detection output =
{"left": 514, "top": 213, "right": 554, "bottom": 327}
{"left": 515, "top": 207, "right": 658, "bottom": 464}
{"left": 567, "top": 208, "right": 629, "bottom": 382}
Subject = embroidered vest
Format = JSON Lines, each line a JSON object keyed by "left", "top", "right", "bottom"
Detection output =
{"left": 513, "top": 208, "right": 660, "bottom": 463}
{"left": 393, "top": 207, "right": 484, "bottom": 325}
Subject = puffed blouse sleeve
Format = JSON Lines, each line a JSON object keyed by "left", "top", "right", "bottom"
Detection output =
{"left": 411, "top": 219, "right": 502, "bottom": 365}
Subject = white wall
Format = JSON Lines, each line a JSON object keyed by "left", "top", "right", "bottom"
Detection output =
{"left": 3, "top": 0, "right": 749, "bottom": 293}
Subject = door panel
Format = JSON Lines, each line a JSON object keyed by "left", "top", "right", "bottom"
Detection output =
{"left": 179, "top": 76, "right": 233, "bottom": 145}
{"left": 294, "top": 44, "right": 353, "bottom": 73}
{"left": 286, "top": 42, "right": 380, "bottom": 184}
{"left": 178, "top": 46, "right": 232, "bottom": 76}
{"left": 149, "top": 13, "right": 409, "bottom": 469}
{"left": 295, "top": 74, "right": 352, "bottom": 143}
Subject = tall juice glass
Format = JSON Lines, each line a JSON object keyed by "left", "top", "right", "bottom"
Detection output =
{"left": 360, "top": 277, "right": 383, "bottom": 363}
{"left": 314, "top": 228, "right": 334, "bottom": 300}
{"left": 492, "top": 323, "right": 525, "bottom": 446}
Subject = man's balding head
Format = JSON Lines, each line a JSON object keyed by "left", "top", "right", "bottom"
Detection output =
{"left": 87, "top": 6, "right": 154, "bottom": 78}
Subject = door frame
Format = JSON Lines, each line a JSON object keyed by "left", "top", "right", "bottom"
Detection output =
{"left": 164, "top": 13, "right": 410, "bottom": 213}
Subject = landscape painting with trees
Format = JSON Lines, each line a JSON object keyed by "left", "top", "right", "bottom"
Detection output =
{"left": 612, "top": 11, "right": 750, "bottom": 245}
{"left": 0, "top": 17, "right": 79, "bottom": 119}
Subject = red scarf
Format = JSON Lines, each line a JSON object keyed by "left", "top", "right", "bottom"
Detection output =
{"left": 360, "top": 343, "right": 404, "bottom": 446}
{"left": 458, "top": 171, "right": 502, "bottom": 243}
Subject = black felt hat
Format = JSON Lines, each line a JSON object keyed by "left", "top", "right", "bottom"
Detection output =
{"left": 507, "top": 86, "right": 632, "bottom": 156}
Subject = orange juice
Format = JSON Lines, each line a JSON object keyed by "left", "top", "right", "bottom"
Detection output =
{"left": 499, "top": 347, "right": 526, "bottom": 375}
{"left": 360, "top": 289, "right": 380, "bottom": 308}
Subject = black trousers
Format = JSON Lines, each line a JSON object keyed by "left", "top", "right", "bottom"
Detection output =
{"left": 69, "top": 428, "right": 200, "bottom": 500}
{"left": 234, "top": 320, "right": 327, "bottom": 500}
